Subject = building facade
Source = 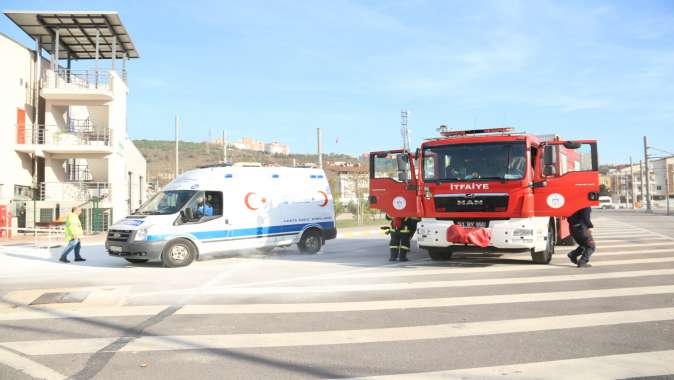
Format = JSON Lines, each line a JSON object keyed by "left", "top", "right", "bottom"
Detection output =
{"left": 607, "top": 157, "right": 674, "bottom": 206}
{"left": 1, "top": 12, "right": 147, "bottom": 231}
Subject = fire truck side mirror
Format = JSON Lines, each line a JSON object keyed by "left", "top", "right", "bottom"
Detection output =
{"left": 563, "top": 141, "right": 582, "bottom": 149}
{"left": 543, "top": 165, "right": 556, "bottom": 177}
{"left": 543, "top": 146, "right": 554, "bottom": 166}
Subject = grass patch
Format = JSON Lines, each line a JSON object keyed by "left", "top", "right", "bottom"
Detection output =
{"left": 336, "top": 218, "right": 387, "bottom": 229}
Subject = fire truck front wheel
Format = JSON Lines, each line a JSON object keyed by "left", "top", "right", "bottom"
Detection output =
{"left": 424, "top": 247, "right": 453, "bottom": 261}
{"left": 531, "top": 221, "right": 555, "bottom": 264}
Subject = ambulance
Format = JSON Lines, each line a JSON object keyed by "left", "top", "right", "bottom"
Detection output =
{"left": 105, "top": 165, "right": 337, "bottom": 267}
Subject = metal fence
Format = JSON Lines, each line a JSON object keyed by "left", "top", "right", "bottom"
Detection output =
{"left": 0, "top": 227, "right": 65, "bottom": 248}
{"left": 43, "top": 69, "right": 112, "bottom": 90}
{"left": 16, "top": 124, "right": 112, "bottom": 146}
{"left": 40, "top": 182, "right": 112, "bottom": 202}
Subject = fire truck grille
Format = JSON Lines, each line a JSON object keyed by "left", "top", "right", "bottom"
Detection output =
{"left": 434, "top": 194, "right": 509, "bottom": 212}
{"left": 107, "top": 229, "right": 132, "bottom": 242}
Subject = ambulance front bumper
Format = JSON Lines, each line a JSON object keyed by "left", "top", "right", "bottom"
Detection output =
{"left": 105, "top": 240, "right": 165, "bottom": 260}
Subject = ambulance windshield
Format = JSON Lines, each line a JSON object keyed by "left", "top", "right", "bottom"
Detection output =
{"left": 423, "top": 142, "right": 526, "bottom": 181}
{"left": 134, "top": 190, "right": 197, "bottom": 215}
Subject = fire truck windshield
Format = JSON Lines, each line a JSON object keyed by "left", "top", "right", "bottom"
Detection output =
{"left": 423, "top": 142, "right": 526, "bottom": 182}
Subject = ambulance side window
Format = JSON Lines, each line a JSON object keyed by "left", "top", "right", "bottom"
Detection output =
{"left": 184, "top": 191, "right": 223, "bottom": 222}
{"left": 205, "top": 191, "right": 223, "bottom": 217}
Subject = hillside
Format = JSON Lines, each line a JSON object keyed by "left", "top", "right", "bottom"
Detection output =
{"left": 133, "top": 139, "right": 363, "bottom": 186}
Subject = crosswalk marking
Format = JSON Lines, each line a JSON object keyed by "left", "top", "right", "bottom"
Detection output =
{"left": 0, "top": 346, "right": 65, "bottom": 380}
{"left": 186, "top": 268, "right": 674, "bottom": 295}
{"left": 343, "top": 349, "right": 674, "bottom": 380}
{"left": 4, "top": 307, "right": 674, "bottom": 356}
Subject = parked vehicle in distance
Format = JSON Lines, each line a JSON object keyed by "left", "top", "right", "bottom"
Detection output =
{"left": 105, "top": 166, "right": 336, "bottom": 267}
{"left": 594, "top": 196, "right": 614, "bottom": 209}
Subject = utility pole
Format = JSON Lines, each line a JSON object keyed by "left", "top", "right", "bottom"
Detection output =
{"left": 666, "top": 162, "right": 671, "bottom": 216}
{"left": 401, "top": 110, "right": 411, "bottom": 152}
{"left": 629, "top": 156, "right": 634, "bottom": 208}
{"left": 317, "top": 128, "right": 323, "bottom": 169}
{"left": 175, "top": 115, "right": 179, "bottom": 177}
{"left": 222, "top": 130, "right": 227, "bottom": 164}
{"left": 644, "top": 136, "right": 652, "bottom": 213}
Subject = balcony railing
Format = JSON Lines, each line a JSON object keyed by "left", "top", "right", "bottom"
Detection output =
{"left": 40, "top": 182, "right": 112, "bottom": 202}
{"left": 16, "top": 124, "right": 112, "bottom": 147}
{"left": 43, "top": 69, "right": 112, "bottom": 91}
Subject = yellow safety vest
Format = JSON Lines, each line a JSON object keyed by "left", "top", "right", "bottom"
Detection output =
{"left": 64, "top": 212, "right": 83, "bottom": 241}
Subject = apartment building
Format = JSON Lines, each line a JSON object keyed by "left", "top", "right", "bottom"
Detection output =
{"left": 0, "top": 11, "right": 147, "bottom": 231}
{"left": 608, "top": 157, "right": 674, "bottom": 205}
{"left": 264, "top": 141, "right": 290, "bottom": 155}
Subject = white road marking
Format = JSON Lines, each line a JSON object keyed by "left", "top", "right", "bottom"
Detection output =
{"left": 177, "top": 285, "right": 674, "bottom": 315}
{"left": 144, "top": 268, "right": 674, "bottom": 296}
{"left": 592, "top": 242, "right": 674, "bottom": 249}
{"left": 4, "top": 307, "right": 674, "bottom": 356}
{"left": 0, "top": 346, "right": 65, "bottom": 380}
{"left": 341, "top": 349, "right": 674, "bottom": 379}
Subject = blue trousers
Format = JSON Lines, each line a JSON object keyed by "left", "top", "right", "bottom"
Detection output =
{"left": 60, "top": 239, "right": 82, "bottom": 260}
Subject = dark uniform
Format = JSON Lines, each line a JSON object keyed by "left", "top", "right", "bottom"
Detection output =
{"left": 388, "top": 217, "right": 419, "bottom": 262}
{"left": 567, "top": 207, "right": 595, "bottom": 267}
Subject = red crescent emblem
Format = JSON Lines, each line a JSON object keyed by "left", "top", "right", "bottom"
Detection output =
{"left": 318, "top": 191, "right": 329, "bottom": 207}
{"left": 245, "top": 192, "right": 258, "bottom": 210}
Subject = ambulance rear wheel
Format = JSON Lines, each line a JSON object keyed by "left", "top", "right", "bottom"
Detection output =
{"left": 426, "top": 247, "right": 453, "bottom": 261}
{"left": 531, "top": 222, "right": 555, "bottom": 264}
{"left": 299, "top": 229, "right": 322, "bottom": 254}
{"left": 161, "top": 238, "right": 197, "bottom": 267}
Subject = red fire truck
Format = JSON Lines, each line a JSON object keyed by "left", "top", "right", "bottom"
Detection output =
{"left": 369, "top": 127, "right": 599, "bottom": 264}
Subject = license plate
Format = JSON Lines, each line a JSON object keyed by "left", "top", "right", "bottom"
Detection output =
{"left": 456, "top": 220, "right": 488, "bottom": 228}
{"left": 109, "top": 246, "right": 122, "bottom": 253}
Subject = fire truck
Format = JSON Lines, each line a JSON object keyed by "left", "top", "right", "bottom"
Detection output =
{"left": 369, "top": 127, "right": 599, "bottom": 264}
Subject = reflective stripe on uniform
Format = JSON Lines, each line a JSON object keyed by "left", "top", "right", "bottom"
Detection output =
{"left": 389, "top": 246, "right": 400, "bottom": 249}
{"left": 399, "top": 246, "right": 410, "bottom": 251}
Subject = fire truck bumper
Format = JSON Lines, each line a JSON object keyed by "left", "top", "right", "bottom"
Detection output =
{"left": 417, "top": 217, "right": 549, "bottom": 251}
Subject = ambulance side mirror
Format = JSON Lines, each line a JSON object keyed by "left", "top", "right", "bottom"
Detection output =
{"left": 181, "top": 208, "right": 195, "bottom": 223}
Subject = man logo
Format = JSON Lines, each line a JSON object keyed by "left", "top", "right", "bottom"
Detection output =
{"left": 457, "top": 199, "right": 484, "bottom": 206}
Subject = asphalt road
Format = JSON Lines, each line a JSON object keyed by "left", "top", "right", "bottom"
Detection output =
{"left": 1, "top": 210, "right": 674, "bottom": 379}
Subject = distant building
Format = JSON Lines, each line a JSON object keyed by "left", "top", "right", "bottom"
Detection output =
{"left": 264, "top": 141, "right": 289, "bottom": 155}
{"left": 241, "top": 137, "right": 265, "bottom": 152}
{"left": 608, "top": 157, "right": 674, "bottom": 205}
{"left": 328, "top": 165, "right": 369, "bottom": 205}
{"left": 0, "top": 11, "right": 147, "bottom": 231}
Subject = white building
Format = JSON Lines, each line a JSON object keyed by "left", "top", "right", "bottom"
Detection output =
{"left": 0, "top": 11, "right": 147, "bottom": 231}
{"left": 264, "top": 141, "right": 289, "bottom": 155}
{"left": 609, "top": 157, "right": 674, "bottom": 206}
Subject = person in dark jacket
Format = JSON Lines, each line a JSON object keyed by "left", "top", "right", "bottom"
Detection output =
{"left": 385, "top": 216, "right": 419, "bottom": 262}
{"left": 567, "top": 207, "right": 595, "bottom": 267}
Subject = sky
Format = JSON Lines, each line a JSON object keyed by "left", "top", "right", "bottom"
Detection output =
{"left": 2, "top": 0, "right": 673, "bottom": 163}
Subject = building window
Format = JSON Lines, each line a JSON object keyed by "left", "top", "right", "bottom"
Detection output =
{"left": 657, "top": 186, "right": 662, "bottom": 190}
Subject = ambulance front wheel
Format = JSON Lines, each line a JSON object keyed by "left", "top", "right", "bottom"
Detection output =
{"left": 299, "top": 229, "right": 322, "bottom": 254}
{"left": 161, "top": 238, "right": 197, "bottom": 267}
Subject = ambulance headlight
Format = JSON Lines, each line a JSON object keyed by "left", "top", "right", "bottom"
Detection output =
{"left": 134, "top": 228, "right": 148, "bottom": 241}
{"left": 513, "top": 228, "right": 533, "bottom": 236}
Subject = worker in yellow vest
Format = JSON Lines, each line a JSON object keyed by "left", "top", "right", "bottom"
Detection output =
{"left": 59, "top": 206, "right": 85, "bottom": 263}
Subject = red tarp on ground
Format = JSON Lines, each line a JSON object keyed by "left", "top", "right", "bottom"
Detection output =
{"left": 446, "top": 224, "right": 491, "bottom": 247}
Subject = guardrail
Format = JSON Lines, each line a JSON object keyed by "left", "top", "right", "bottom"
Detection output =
{"left": 43, "top": 69, "right": 112, "bottom": 90}
{"left": 0, "top": 227, "right": 64, "bottom": 248}
{"left": 40, "top": 182, "right": 112, "bottom": 202}
{"left": 16, "top": 124, "right": 112, "bottom": 146}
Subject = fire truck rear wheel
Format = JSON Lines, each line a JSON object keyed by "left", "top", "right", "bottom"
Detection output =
{"left": 531, "top": 222, "right": 555, "bottom": 264}
{"left": 426, "top": 247, "right": 453, "bottom": 261}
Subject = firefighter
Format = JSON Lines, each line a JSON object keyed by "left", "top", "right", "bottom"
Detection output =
{"left": 385, "top": 216, "right": 419, "bottom": 262}
{"left": 567, "top": 207, "right": 595, "bottom": 268}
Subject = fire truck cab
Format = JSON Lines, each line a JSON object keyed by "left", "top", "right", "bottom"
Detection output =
{"left": 369, "top": 128, "right": 599, "bottom": 264}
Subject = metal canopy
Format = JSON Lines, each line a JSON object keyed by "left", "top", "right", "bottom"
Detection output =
{"left": 4, "top": 11, "right": 139, "bottom": 59}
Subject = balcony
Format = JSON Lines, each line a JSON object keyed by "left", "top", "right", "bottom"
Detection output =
{"left": 40, "top": 182, "right": 112, "bottom": 202}
{"left": 15, "top": 123, "right": 113, "bottom": 157}
{"left": 41, "top": 69, "right": 115, "bottom": 101}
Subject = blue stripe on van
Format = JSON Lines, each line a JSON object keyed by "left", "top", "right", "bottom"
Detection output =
{"left": 146, "top": 221, "right": 335, "bottom": 241}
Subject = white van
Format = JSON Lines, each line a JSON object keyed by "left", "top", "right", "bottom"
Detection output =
{"left": 594, "top": 196, "right": 614, "bottom": 209}
{"left": 105, "top": 166, "right": 337, "bottom": 267}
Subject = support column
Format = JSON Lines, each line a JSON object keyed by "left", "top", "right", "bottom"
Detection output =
{"left": 95, "top": 29, "right": 100, "bottom": 88}
{"left": 111, "top": 36, "right": 117, "bottom": 70}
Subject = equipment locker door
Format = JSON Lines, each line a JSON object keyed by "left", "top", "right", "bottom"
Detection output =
{"left": 533, "top": 140, "right": 600, "bottom": 217}
{"left": 369, "top": 150, "right": 420, "bottom": 217}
